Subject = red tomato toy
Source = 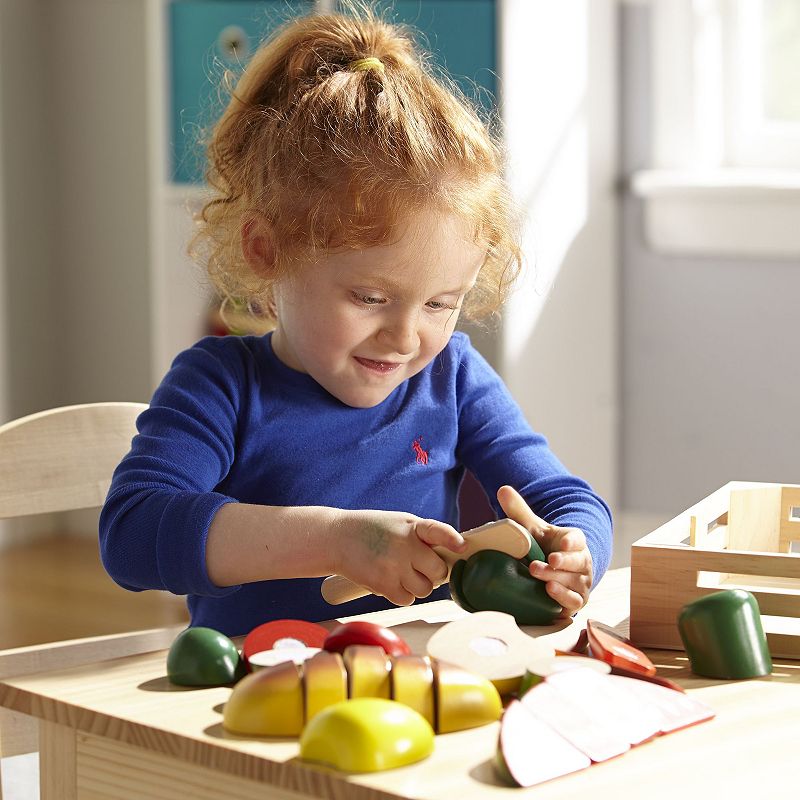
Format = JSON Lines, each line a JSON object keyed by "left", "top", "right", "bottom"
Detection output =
{"left": 323, "top": 621, "right": 412, "bottom": 657}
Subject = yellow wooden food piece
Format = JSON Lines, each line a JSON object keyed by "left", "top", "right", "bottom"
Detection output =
{"left": 303, "top": 651, "right": 348, "bottom": 722}
{"left": 434, "top": 659, "right": 503, "bottom": 734}
{"left": 299, "top": 698, "right": 434, "bottom": 772}
{"left": 222, "top": 660, "right": 303, "bottom": 736}
{"left": 342, "top": 644, "right": 391, "bottom": 699}
{"left": 390, "top": 655, "right": 435, "bottom": 727}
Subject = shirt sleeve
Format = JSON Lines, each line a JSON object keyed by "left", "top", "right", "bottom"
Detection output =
{"left": 454, "top": 336, "right": 613, "bottom": 586}
{"left": 99, "top": 337, "right": 246, "bottom": 597}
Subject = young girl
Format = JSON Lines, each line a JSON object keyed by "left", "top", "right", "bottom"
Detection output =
{"left": 100, "top": 7, "right": 612, "bottom": 637}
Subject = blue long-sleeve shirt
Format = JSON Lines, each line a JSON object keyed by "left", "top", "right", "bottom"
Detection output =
{"left": 100, "top": 331, "right": 612, "bottom": 636}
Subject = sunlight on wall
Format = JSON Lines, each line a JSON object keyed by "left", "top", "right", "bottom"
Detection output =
{"left": 500, "top": 0, "right": 589, "bottom": 369}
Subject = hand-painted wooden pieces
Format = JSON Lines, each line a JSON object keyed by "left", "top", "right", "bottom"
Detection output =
{"left": 320, "top": 518, "right": 532, "bottom": 605}
{"left": 449, "top": 541, "right": 561, "bottom": 625}
{"left": 519, "top": 653, "right": 611, "bottom": 695}
{"left": 586, "top": 619, "right": 657, "bottom": 676}
{"left": 496, "top": 666, "right": 715, "bottom": 788}
{"left": 323, "top": 620, "right": 412, "bottom": 657}
{"left": 166, "top": 627, "right": 244, "bottom": 686}
{"left": 223, "top": 643, "right": 502, "bottom": 738}
{"left": 223, "top": 659, "right": 304, "bottom": 736}
{"left": 426, "top": 611, "right": 553, "bottom": 696}
{"left": 299, "top": 698, "right": 435, "bottom": 772}
{"left": 678, "top": 589, "right": 772, "bottom": 679}
{"left": 242, "top": 619, "right": 328, "bottom": 671}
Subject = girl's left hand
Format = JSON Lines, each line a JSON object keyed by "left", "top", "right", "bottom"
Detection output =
{"left": 497, "top": 485, "right": 593, "bottom": 617}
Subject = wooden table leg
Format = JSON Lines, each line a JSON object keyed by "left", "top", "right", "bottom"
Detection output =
{"left": 39, "top": 720, "right": 76, "bottom": 800}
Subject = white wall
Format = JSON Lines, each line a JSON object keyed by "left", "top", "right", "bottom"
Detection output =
{"left": 0, "top": 0, "right": 156, "bottom": 423}
{"left": 0, "top": 1, "right": 8, "bottom": 425}
{"left": 0, "top": 2, "right": 9, "bottom": 547}
{"left": 0, "top": 0, "right": 59, "bottom": 419}
{"left": 500, "top": 0, "right": 619, "bottom": 509}
{"left": 620, "top": 3, "right": 800, "bottom": 516}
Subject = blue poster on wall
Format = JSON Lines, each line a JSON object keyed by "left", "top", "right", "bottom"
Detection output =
{"left": 169, "top": 0, "right": 496, "bottom": 185}
{"left": 169, "top": 1, "right": 312, "bottom": 184}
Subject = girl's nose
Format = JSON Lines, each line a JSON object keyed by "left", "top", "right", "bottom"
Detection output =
{"left": 378, "top": 311, "right": 420, "bottom": 355}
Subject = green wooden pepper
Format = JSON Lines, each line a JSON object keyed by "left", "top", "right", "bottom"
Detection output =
{"left": 678, "top": 589, "right": 772, "bottom": 679}
{"left": 449, "top": 537, "right": 561, "bottom": 626}
{"left": 167, "top": 626, "right": 246, "bottom": 686}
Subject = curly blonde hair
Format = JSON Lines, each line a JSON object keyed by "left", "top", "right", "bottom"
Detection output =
{"left": 192, "top": 3, "right": 522, "bottom": 326}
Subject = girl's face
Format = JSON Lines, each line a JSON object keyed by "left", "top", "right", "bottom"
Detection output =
{"left": 271, "top": 210, "right": 486, "bottom": 408}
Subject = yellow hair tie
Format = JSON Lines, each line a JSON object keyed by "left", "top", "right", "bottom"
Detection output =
{"left": 349, "top": 57, "right": 385, "bottom": 74}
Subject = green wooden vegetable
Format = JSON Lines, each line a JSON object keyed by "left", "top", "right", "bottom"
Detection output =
{"left": 449, "top": 542, "right": 561, "bottom": 626}
{"left": 167, "top": 626, "right": 245, "bottom": 686}
{"left": 448, "top": 559, "right": 479, "bottom": 613}
{"left": 678, "top": 589, "right": 772, "bottom": 679}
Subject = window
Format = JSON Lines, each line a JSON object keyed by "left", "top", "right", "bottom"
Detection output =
{"left": 725, "top": 0, "right": 800, "bottom": 168}
{"left": 633, "top": 0, "right": 800, "bottom": 256}
{"left": 651, "top": 0, "right": 800, "bottom": 170}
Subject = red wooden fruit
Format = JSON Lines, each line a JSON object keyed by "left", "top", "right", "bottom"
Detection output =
{"left": 586, "top": 620, "right": 657, "bottom": 676}
{"left": 243, "top": 619, "right": 329, "bottom": 671}
{"left": 323, "top": 621, "right": 411, "bottom": 657}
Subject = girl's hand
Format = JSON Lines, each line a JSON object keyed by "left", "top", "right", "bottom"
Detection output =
{"left": 497, "top": 485, "right": 593, "bottom": 617}
{"left": 331, "top": 509, "right": 466, "bottom": 606}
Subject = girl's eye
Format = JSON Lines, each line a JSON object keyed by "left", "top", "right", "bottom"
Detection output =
{"left": 426, "top": 300, "right": 458, "bottom": 311}
{"left": 351, "top": 292, "right": 386, "bottom": 306}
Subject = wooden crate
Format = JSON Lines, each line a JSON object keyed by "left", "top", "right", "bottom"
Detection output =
{"left": 630, "top": 481, "right": 800, "bottom": 658}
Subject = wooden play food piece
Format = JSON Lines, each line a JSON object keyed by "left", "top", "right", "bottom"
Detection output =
{"left": 546, "top": 667, "right": 662, "bottom": 747}
{"left": 678, "top": 589, "right": 772, "bottom": 679}
{"left": 434, "top": 659, "right": 503, "bottom": 733}
{"left": 320, "top": 518, "right": 532, "bottom": 605}
{"left": 166, "top": 627, "right": 243, "bottom": 687}
{"left": 248, "top": 646, "right": 320, "bottom": 670}
{"left": 323, "top": 620, "right": 411, "bottom": 657}
{"left": 586, "top": 619, "right": 657, "bottom": 676}
{"left": 495, "top": 699, "right": 591, "bottom": 787}
{"left": 426, "top": 611, "right": 553, "bottom": 696}
{"left": 303, "top": 651, "right": 348, "bottom": 722}
{"left": 224, "top": 644, "right": 501, "bottom": 737}
{"left": 342, "top": 645, "right": 391, "bottom": 699}
{"left": 496, "top": 666, "right": 716, "bottom": 787}
{"left": 299, "top": 698, "right": 434, "bottom": 773}
{"left": 606, "top": 674, "right": 715, "bottom": 733}
{"left": 453, "top": 549, "right": 561, "bottom": 625}
{"left": 519, "top": 654, "right": 611, "bottom": 695}
{"left": 521, "top": 678, "right": 630, "bottom": 762}
{"left": 242, "top": 619, "right": 328, "bottom": 671}
{"left": 390, "top": 655, "right": 435, "bottom": 727}
{"left": 223, "top": 660, "right": 304, "bottom": 736}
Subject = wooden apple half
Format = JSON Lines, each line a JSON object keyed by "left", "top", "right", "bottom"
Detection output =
{"left": 495, "top": 699, "right": 590, "bottom": 787}
{"left": 223, "top": 659, "right": 303, "bottom": 736}
{"left": 434, "top": 659, "right": 502, "bottom": 734}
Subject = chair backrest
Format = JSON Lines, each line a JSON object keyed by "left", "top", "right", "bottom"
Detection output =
{"left": 0, "top": 402, "right": 184, "bottom": 774}
{"left": 0, "top": 402, "right": 146, "bottom": 519}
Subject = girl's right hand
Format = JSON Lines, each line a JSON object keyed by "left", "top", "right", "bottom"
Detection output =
{"left": 330, "top": 509, "right": 466, "bottom": 606}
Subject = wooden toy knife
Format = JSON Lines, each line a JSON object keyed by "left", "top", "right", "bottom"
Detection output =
{"left": 320, "top": 518, "right": 532, "bottom": 605}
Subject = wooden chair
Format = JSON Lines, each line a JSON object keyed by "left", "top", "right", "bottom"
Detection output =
{"left": 0, "top": 403, "right": 186, "bottom": 798}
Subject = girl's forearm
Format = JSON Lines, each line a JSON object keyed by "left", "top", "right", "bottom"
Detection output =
{"left": 205, "top": 502, "right": 341, "bottom": 587}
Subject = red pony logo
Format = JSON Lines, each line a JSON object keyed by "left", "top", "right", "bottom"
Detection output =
{"left": 412, "top": 437, "right": 429, "bottom": 465}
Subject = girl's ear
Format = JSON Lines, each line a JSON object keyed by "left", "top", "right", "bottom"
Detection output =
{"left": 241, "top": 215, "right": 276, "bottom": 278}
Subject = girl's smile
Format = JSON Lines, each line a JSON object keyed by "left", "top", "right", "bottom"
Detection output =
{"left": 270, "top": 209, "right": 485, "bottom": 408}
{"left": 354, "top": 357, "right": 402, "bottom": 374}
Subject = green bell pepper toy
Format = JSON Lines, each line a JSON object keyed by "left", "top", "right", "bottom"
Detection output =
{"left": 167, "top": 626, "right": 246, "bottom": 686}
{"left": 449, "top": 537, "right": 561, "bottom": 626}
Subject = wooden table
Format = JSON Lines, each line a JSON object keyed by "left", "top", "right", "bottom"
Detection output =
{"left": 1, "top": 568, "right": 799, "bottom": 799}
